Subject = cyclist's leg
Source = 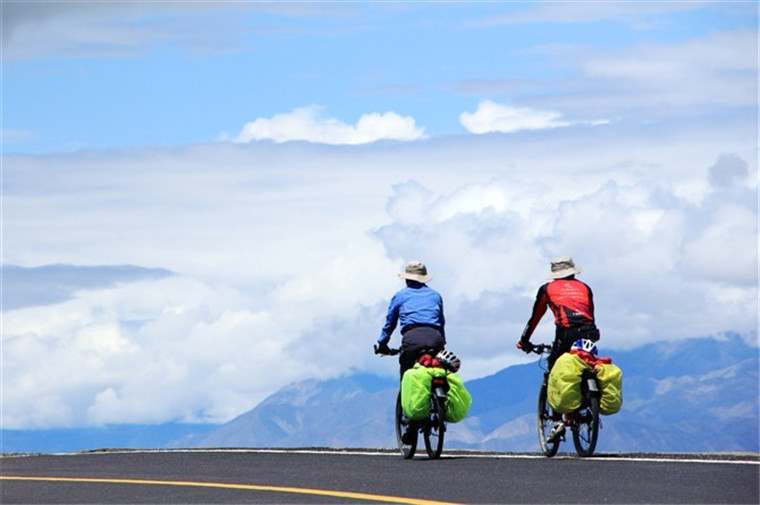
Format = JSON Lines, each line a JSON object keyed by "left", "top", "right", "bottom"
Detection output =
{"left": 548, "top": 327, "right": 576, "bottom": 369}
{"left": 398, "top": 351, "right": 417, "bottom": 379}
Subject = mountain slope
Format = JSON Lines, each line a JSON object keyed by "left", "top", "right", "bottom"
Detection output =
{"left": 198, "top": 373, "right": 398, "bottom": 448}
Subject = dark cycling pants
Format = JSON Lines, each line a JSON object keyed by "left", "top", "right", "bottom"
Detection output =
{"left": 398, "top": 326, "right": 445, "bottom": 378}
{"left": 547, "top": 324, "right": 600, "bottom": 370}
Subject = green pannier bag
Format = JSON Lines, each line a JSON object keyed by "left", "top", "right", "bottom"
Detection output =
{"left": 548, "top": 353, "right": 591, "bottom": 413}
{"left": 443, "top": 372, "right": 472, "bottom": 423}
{"left": 401, "top": 364, "right": 472, "bottom": 422}
{"left": 596, "top": 362, "right": 623, "bottom": 415}
{"left": 401, "top": 364, "right": 434, "bottom": 420}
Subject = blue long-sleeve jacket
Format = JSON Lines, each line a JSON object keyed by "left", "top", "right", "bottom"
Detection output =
{"left": 378, "top": 282, "right": 445, "bottom": 344}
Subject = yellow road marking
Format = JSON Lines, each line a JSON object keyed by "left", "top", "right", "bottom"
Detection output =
{"left": 1, "top": 476, "right": 459, "bottom": 505}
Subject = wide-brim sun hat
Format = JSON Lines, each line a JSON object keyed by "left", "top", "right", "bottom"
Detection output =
{"left": 398, "top": 260, "right": 433, "bottom": 283}
{"left": 547, "top": 256, "right": 582, "bottom": 279}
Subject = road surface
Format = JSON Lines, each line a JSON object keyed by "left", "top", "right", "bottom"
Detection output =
{"left": 2, "top": 449, "right": 758, "bottom": 504}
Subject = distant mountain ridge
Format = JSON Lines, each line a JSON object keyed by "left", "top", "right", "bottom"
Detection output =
{"left": 2, "top": 335, "right": 757, "bottom": 454}
{"left": 196, "top": 334, "right": 759, "bottom": 453}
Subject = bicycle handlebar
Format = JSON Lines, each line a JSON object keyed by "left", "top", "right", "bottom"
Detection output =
{"left": 527, "top": 343, "right": 552, "bottom": 355}
{"left": 374, "top": 344, "right": 400, "bottom": 356}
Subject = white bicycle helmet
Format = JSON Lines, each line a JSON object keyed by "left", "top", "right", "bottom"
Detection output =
{"left": 436, "top": 349, "right": 461, "bottom": 372}
{"left": 572, "top": 338, "right": 598, "bottom": 356}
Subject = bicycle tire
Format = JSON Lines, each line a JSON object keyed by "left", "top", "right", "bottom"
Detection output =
{"left": 572, "top": 395, "right": 600, "bottom": 457}
{"left": 423, "top": 394, "right": 445, "bottom": 459}
{"left": 395, "top": 392, "right": 417, "bottom": 459}
{"left": 537, "top": 381, "right": 560, "bottom": 458}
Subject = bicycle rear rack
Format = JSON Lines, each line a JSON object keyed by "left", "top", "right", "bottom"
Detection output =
{"left": 431, "top": 376, "right": 449, "bottom": 399}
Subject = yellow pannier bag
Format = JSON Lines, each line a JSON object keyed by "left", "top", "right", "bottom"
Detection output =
{"left": 596, "top": 362, "right": 623, "bottom": 415}
{"left": 401, "top": 364, "right": 434, "bottom": 420}
{"left": 548, "top": 353, "right": 591, "bottom": 413}
{"left": 443, "top": 372, "right": 472, "bottom": 423}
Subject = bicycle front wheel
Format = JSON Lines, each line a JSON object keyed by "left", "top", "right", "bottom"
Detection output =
{"left": 423, "top": 394, "right": 445, "bottom": 459}
{"left": 572, "top": 396, "right": 600, "bottom": 457}
{"left": 395, "top": 392, "right": 416, "bottom": 459}
{"left": 537, "top": 381, "right": 560, "bottom": 458}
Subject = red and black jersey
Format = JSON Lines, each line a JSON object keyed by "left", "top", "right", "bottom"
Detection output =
{"left": 521, "top": 278, "right": 595, "bottom": 340}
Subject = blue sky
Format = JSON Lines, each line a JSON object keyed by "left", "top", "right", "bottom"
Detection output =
{"left": 4, "top": 2, "right": 755, "bottom": 152}
{"left": 1, "top": 2, "right": 758, "bottom": 430}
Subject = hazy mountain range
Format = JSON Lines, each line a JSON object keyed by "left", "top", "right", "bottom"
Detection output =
{"left": 195, "top": 334, "right": 759, "bottom": 453}
{"left": 3, "top": 334, "right": 757, "bottom": 454}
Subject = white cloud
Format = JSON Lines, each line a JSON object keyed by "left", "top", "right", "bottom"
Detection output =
{"left": 582, "top": 30, "right": 758, "bottom": 108}
{"left": 234, "top": 106, "right": 426, "bottom": 144}
{"left": 459, "top": 100, "right": 606, "bottom": 134}
{"left": 681, "top": 204, "right": 758, "bottom": 286}
{"left": 2, "top": 118, "right": 757, "bottom": 429}
{"left": 529, "top": 29, "right": 759, "bottom": 120}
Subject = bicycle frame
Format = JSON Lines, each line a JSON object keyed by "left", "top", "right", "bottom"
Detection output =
{"left": 379, "top": 346, "right": 448, "bottom": 459}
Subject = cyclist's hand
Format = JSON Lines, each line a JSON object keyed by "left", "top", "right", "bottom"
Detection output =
{"left": 374, "top": 342, "right": 391, "bottom": 355}
{"left": 517, "top": 339, "right": 534, "bottom": 354}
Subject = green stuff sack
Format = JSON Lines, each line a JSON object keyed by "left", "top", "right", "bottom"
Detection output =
{"left": 548, "top": 353, "right": 590, "bottom": 413}
{"left": 443, "top": 372, "right": 472, "bottom": 423}
{"left": 596, "top": 362, "right": 623, "bottom": 415}
{"left": 401, "top": 364, "right": 433, "bottom": 420}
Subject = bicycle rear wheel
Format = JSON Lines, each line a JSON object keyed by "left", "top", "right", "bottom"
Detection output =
{"left": 395, "top": 392, "right": 417, "bottom": 459}
{"left": 572, "top": 396, "right": 600, "bottom": 457}
{"left": 537, "top": 381, "right": 560, "bottom": 457}
{"left": 423, "top": 394, "right": 445, "bottom": 459}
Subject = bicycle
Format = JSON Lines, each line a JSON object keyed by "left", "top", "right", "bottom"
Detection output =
{"left": 374, "top": 345, "right": 448, "bottom": 459}
{"left": 528, "top": 343, "right": 601, "bottom": 457}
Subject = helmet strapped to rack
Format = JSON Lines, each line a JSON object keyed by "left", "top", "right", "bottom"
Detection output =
{"left": 571, "top": 338, "right": 598, "bottom": 356}
{"left": 436, "top": 349, "right": 461, "bottom": 372}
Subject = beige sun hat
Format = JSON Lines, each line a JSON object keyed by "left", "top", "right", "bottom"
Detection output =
{"left": 398, "top": 260, "right": 433, "bottom": 283}
{"left": 547, "top": 256, "right": 582, "bottom": 279}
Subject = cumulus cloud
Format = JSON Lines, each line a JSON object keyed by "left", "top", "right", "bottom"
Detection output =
{"left": 2, "top": 240, "right": 399, "bottom": 428}
{"left": 2, "top": 119, "right": 757, "bottom": 429}
{"left": 680, "top": 204, "right": 757, "bottom": 286}
{"left": 234, "top": 106, "right": 426, "bottom": 144}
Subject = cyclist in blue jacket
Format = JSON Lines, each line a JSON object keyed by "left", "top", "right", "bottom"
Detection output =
{"left": 375, "top": 260, "right": 446, "bottom": 378}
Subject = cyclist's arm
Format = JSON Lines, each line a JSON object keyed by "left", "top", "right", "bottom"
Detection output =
{"left": 378, "top": 292, "right": 403, "bottom": 344}
{"left": 520, "top": 284, "right": 549, "bottom": 342}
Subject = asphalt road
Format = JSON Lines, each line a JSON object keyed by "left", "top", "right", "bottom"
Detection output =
{"left": 2, "top": 449, "right": 758, "bottom": 504}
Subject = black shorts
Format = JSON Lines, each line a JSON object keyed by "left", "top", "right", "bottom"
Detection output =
{"left": 548, "top": 325, "right": 599, "bottom": 369}
{"left": 398, "top": 326, "right": 445, "bottom": 378}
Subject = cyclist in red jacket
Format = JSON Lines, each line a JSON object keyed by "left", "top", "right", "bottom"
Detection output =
{"left": 517, "top": 256, "right": 601, "bottom": 442}
{"left": 516, "top": 256, "right": 600, "bottom": 369}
